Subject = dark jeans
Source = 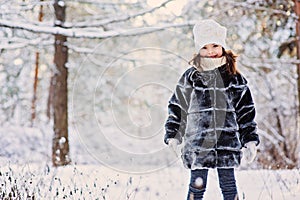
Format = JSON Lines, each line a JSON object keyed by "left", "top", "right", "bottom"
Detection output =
{"left": 187, "top": 168, "right": 238, "bottom": 200}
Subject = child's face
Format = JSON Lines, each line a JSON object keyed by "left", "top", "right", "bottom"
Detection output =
{"left": 199, "top": 43, "right": 223, "bottom": 58}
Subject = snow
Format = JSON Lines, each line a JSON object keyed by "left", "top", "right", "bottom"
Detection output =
{"left": 0, "top": 126, "right": 300, "bottom": 199}
{"left": 0, "top": 1, "right": 299, "bottom": 198}
{"left": 59, "top": 137, "right": 66, "bottom": 146}
{"left": 54, "top": 20, "right": 62, "bottom": 26}
{"left": 0, "top": 163, "right": 299, "bottom": 199}
{"left": 58, "top": 0, "right": 65, "bottom": 7}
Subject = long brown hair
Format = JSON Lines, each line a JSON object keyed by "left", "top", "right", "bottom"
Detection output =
{"left": 188, "top": 48, "right": 238, "bottom": 74}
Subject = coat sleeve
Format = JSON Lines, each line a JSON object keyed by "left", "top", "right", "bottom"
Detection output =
{"left": 234, "top": 75, "right": 260, "bottom": 147}
{"left": 164, "top": 69, "right": 193, "bottom": 145}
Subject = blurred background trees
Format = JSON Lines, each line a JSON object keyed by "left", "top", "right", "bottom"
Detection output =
{"left": 0, "top": 0, "right": 299, "bottom": 169}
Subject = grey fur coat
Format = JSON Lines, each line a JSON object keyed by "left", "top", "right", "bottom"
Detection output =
{"left": 164, "top": 65, "right": 260, "bottom": 169}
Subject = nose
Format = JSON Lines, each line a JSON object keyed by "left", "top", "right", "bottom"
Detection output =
{"left": 207, "top": 49, "right": 214, "bottom": 55}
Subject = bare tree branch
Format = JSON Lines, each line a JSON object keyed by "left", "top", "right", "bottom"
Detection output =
{"left": 258, "top": 129, "right": 295, "bottom": 165}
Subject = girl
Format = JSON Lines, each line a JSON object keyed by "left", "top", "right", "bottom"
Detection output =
{"left": 164, "top": 19, "right": 260, "bottom": 200}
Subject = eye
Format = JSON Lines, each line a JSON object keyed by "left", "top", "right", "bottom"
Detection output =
{"left": 213, "top": 44, "right": 219, "bottom": 47}
{"left": 201, "top": 46, "right": 207, "bottom": 49}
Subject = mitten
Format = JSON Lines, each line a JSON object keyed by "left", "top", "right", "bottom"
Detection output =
{"left": 168, "top": 138, "right": 180, "bottom": 157}
{"left": 242, "top": 141, "right": 257, "bottom": 163}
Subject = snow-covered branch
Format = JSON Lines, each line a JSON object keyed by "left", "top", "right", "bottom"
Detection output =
{"left": 251, "top": 58, "right": 300, "bottom": 65}
{"left": 0, "top": 19, "right": 195, "bottom": 39}
{"left": 67, "top": 43, "right": 137, "bottom": 63}
{"left": 0, "top": 36, "right": 53, "bottom": 50}
{"left": 0, "top": 0, "right": 52, "bottom": 14}
{"left": 228, "top": 1, "right": 297, "bottom": 19}
{"left": 69, "top": 0, "right": 142, "bottom": 6}
{"left": 68, "top": 0, "right": 173, "bottom": 28}
{"left": 240, "top": 55, "right": 299, "bottom": 70}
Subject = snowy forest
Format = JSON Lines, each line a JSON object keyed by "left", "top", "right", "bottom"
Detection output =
{"left": 0, "top": 0, "right": 300, "bottom": 199}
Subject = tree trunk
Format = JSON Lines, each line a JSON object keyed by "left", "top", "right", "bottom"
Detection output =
{"left": 52, "top": 0, "right": 71, "bottom": 166}
{"left": 31, "top": 52, "right": 39, "bottom": 126}
{"left": 295, "top": 0, "right": 300, "bottom": 133}
{"left": 31, "top": 1, "right": 44, "bottom": 126}
{"left": 47, "top": 75, "right": 54, "bottom": 120}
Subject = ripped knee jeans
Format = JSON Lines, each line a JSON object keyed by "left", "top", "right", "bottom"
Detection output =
{"left": 187, "top": 168, "right": 238, "bottom": 200}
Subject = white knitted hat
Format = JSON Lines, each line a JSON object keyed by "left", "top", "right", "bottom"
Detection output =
{"left": 193, "top": 19, "right": 227, "bottom": 52}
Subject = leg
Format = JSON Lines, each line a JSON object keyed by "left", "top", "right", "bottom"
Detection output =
{"left": 187, "top": 169, "right": 208, "bottom": 200}
{"left": 217, "top": 168, "right": 239, "bottom": 200}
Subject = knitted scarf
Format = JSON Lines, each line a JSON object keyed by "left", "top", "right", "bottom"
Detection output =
{"left": 196, "top": 56, "right": 227, "bottom": 72}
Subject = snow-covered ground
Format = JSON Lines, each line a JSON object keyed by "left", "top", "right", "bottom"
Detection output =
{"left": 0, "top": 126, "right": 300, "bottom": 199}
{"left": 1, "top": 163, "right": 299, "bottom": 199}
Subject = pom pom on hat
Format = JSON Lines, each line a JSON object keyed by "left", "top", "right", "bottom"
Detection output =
{"left": 193, "top": 19, "right": 227, "bottom": 52}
